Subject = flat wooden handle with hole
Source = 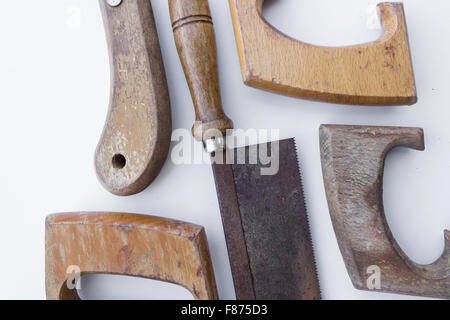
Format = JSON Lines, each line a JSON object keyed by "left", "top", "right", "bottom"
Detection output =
{"left": 45, "top": 213, "right": 218, "bottom": 300}
{"left": 169, "top": 0, "right": 233, "bottom": 144}
{"left": 95, "top": 0, "right": 172, "bottom": 196}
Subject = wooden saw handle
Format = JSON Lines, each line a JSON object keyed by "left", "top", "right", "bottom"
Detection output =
{"left": 46, "top": 212, "right": 218, "bottom": 300}
{"left": 95, "top": 0, "right": 172, "bottom": 196}
{"left": 169, "top": 0, "right": 233, "bottom": 147}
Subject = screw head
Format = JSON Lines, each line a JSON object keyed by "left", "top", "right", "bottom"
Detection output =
{"left": 106, "top": 0, "right": 122, "bottom": 7}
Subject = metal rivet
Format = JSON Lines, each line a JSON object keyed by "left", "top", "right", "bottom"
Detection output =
{"left": 106, "top": 0, "right": 122, "bottom": 7}
{"left": 203, "top": 137, "right": 226, "bottom": 154}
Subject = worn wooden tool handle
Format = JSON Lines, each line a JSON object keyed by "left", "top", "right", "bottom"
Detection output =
{"left": 320, "top": 125, "right": 449, "bottom": 299}
{"left": 169, "top": 0, "right": 233, "bottom": 145}
{"left": 46, "top": 213, "right": 218, "bottom": 300}
{"left": 229, "top": 0, "right": 417, "bottom": 105}
{"left": 95, "top": 0, "right": 172, "bottom": 196}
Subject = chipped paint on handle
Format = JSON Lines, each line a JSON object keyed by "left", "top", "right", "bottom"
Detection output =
{"left": 95, "top": 0, "right": 172, "bottom": 196}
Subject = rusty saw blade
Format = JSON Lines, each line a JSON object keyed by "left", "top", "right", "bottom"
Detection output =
{"left": 212, "top": 139, "right": 321, "bottom": 300}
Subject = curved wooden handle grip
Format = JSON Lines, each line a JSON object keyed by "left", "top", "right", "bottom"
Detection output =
{"left": 229, "top": 0, "right": 417, "bottom": 105}
{"left": 169, "top": 0, "right": 233, "bottom": 143}
{"left": 95, "top": 0, "right": 172, "bottom": 196}
{"left": 320, "top": 125, "right": 449, "bottom": 299}
{"left": 45, "top": 213, "right": 218, "bottom": 300}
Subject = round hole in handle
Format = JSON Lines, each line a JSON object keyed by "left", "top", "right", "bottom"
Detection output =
{"left": 112, "top": 154, "right": 126, "bottom": 169}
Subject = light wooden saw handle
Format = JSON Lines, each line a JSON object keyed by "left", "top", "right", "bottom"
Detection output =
{"left": 46, "top": 212, "right": 218, "bottom": 300}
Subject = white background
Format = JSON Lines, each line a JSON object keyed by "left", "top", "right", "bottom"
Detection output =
{"left": 0, "top": 0, "right": 448, "bottom": 300}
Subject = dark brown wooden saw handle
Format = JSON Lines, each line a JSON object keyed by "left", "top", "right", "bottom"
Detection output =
{"left": 169, "top": 0, "right": 233, "bottom": 151}
{"left": 95, "top": 0, "right": 172, "bottom": 196}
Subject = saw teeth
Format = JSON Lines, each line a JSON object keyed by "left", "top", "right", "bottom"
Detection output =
{"left": 293, "top": 138, "right": 323, "bottom": 299}
{"left": 212, "top": 139, "right": 321, "bottom": 299}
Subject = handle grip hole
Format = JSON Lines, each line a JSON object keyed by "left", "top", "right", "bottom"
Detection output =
{"left": 112, "top": 154, "right": 126, "bottom": 169}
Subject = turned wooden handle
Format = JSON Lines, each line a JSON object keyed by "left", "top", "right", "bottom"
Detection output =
{"left": 169, "top": 0, "right": 233, "bottom": 143}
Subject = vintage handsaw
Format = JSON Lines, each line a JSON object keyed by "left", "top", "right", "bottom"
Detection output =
{"left": 169, "top": 0, "right": 320, "bottom": 299}
{"left": 229, "top": 0, "right": 417, "bottom": 105}
{"left": 320, "top": 125, "right": 449, "bottom": 299}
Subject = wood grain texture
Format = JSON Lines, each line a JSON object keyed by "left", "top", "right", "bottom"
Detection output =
{"left": 320, "top": 125, "right": 449, "bottom": 299}
{"left": 229, "top": 0, "right": 417, "bottom": 105}
{"left": 45, "top": 213, "right": 218, "bottom": 300}
{"left": 169, "top": 0, "right": 233, "bottom": 142}
{"left": 95, "top": 0, "right": 172, "bottom": 196}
